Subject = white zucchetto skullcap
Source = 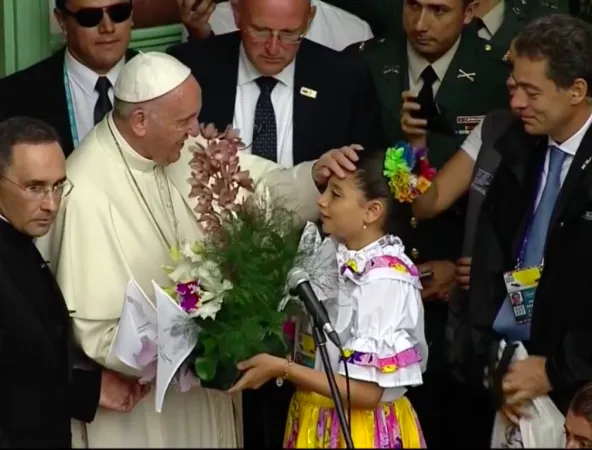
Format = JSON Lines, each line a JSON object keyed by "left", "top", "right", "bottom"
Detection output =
{"left": 114, "top": 51, "right": 192, "bottom": 103}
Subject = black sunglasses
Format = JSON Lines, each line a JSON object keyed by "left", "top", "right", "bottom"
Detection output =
{"left": 62, "top": 2, "right": 133, "bottom": 28}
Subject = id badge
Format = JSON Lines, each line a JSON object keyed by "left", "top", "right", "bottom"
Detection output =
{"left": 293, "top": 313, "right": 316, "bottom": 368}
{"left": 503, "top": 266, "right": 542, "bottom": 324}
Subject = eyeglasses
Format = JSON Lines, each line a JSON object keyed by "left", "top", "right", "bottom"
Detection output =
{"left": 61, "top": 2, "right": 133, "bottom": 28}
{"left": 0, "top": 176, "right": 74, "bottom": 200}
{"left": 245, "top": 26, "right": 305, "bottom": 44}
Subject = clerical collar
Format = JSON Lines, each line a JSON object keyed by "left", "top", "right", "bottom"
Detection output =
{"left": 407, "top": 37, "right": 461, "bottom": 86}
{"left": 237, "top": 43, "right": 295, "bottom": 87}
{"left": 65, "top": 49, "right": 125, "bottom": 97}
{"left": 106, "top": 113, "right": 157, "bottom": 172}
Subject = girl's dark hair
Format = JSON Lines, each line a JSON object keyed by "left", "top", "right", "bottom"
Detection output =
{"left": 570, "top": 381, "right": 592, "bottom": 422}
{"left": 353, "top": 149, "right": 412, "bottom": 239}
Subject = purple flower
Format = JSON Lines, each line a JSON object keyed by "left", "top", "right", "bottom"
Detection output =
{"left": 176, "top": 280, "right": 200, "bottom": 296}
{"left": 179, "top": 293, "right": 200, "bottom": 313}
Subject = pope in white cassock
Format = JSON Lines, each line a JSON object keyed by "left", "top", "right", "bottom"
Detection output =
{"left": 35, "top": 52, "right": 327, "bottom": 448}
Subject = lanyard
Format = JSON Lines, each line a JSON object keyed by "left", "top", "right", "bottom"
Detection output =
{"left": 515, "top": 157, "right": 547, "bottom": 268}
{"left": 63, "top": 64, "right": 80, "bottom": 148}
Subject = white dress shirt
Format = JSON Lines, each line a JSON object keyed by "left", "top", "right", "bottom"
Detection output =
{"left": 478, "top": 0, "right": 505, "bottom": 40}
{"left": 64, "top": 50, "right": 125, "bottom": 145}
{"left": 182, "top": 0, "right": 373, "bottom": 51}
{"left": 233, "top": 44, "right": 295, "bottom": 167}
{"left": 461, "top": 111, "right": 592, "bottom": 208}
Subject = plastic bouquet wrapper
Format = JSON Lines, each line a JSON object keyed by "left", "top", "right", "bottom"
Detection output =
{"left": 110, "top": 279, "right": 201, "bottom": 413}
{"left": 490, "top": 340, "right": 566, "bottom": 448}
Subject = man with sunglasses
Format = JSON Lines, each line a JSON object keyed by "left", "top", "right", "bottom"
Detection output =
{"left": 0, "top": 0, "right": 135, "bottom": 157}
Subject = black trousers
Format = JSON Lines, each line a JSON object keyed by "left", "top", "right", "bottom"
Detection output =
{"left": 406, "top": 371, "right": 495, "bottom": 447}
{"left": 243, "top": 380, "right": 295, "bottom": 448}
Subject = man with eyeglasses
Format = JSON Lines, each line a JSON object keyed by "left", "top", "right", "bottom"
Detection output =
{"left": 0, "top": 116, "right": 148, "bottom": 448}
{"left": 177, "top": 0, "right": 373, "bottom": 51}
{"left": 0, "top": 0, "right": 136, "bottom": 157}
{"left": 168, "top": 0, "right": 384, "bottom": 171}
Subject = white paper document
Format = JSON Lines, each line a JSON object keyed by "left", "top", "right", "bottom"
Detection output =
{"left": 152, "top": 281, "right": 199, "bottom": 413}
{"left": 111, "top": 280, "right": 158, "bottom": 372}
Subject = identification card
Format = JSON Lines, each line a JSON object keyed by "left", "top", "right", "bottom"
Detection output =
{"left": 293, "top": 313, "right": 316, "bottom": 369}
{"left": 503, "top": 266, "right": 542, "bottom": 324}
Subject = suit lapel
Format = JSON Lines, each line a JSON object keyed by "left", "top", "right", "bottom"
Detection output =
{"left": 435, "top": 35, "right": 482, "bottom": 117}
{"left": 367, "top": 39, "right": 408, "bottom": 144}
{"left": 549, "top": 122, "right": 592, "bottom": 233}
{"left": 293, "top": 40, "right": 323, "bottom": 163}
{"left": 47, "top": 49, "right": 75, "bottom": 154}
{"left": 489, "top": 3, "right": 522, "bottom": 51}
{"left": 200, "top": 33, "right": 240, "bottom": 130}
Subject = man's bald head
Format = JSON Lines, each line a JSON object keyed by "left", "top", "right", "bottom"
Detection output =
{"left": 232, "top": 0, "right": 315, "bottom": 76}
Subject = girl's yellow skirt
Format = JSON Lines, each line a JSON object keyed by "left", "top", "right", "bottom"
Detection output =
{"left": 283, "top": 391, "right": 426, "bottom": 448}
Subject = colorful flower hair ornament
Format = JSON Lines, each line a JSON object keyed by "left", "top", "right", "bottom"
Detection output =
{"left": 383, "top": 141, "right": 436, "bottom": 203}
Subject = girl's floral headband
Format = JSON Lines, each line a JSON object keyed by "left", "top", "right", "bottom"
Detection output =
{"left": 383, "top": 141, "right": 437, "bottom": 203}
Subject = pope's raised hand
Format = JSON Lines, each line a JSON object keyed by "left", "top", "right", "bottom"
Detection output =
{"left": 312, "top": 144, "right": 362, "bottom": 186}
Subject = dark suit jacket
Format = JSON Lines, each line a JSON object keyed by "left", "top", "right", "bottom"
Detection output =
{"left": 469, "top": 118, "right": 592, "bottom": 413}
{"left": 168, "top": 32, "right": 385, "bottom": 164}
{"left": 0, "top": 219, "right": 101, "bottom": 447}
{"left": 0, "top": 48, "right": 137, "bottom": 157}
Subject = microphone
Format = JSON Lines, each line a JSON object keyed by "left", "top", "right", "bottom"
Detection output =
{"left": 287, "top": 268, "right": 342, "bottom": 349}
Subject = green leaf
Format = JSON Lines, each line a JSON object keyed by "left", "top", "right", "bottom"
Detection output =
{"left": 194, "top": 357, "right": 218, "bottom": 381}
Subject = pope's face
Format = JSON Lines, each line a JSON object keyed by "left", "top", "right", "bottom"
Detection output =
{"left": 147, "top": 76, "right": 201, "bottom": 166}
{"left": 55, "top": 0, "right": 132, "bottom": 74}
{"left": 0, "top": 142, "right": 66, "bottom": 238}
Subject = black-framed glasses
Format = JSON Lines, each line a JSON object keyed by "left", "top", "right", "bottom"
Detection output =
{"left": 0, "top": 176, "right": 74, "bottom": 200}
{"left": 245, "top": 25, "right": 305, "bottom": 44}
{"left": 61, "top": 1, "right": 133, "bottom": 28}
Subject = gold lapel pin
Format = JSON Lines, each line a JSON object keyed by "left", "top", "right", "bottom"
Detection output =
{"left": 300, "top": 87, "right": 317, "bottom": 99}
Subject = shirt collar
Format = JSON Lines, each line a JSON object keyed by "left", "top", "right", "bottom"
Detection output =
{"left": 407, "top": 37, "right": 461, "bottom": 86}
{"left": 65, "top": 49, "right": 126, "bottom": 96}
{"left": 237, "top": 43, "right": 295, "bottom": 88}
{"left": 481, "top": 0, "right": 505, "bottom": 37}
{"left": 548, "top": 110, "right": 592, "bottom": 157}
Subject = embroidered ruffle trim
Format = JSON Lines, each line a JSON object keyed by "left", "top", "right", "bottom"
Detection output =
{"left": 341, "top": 255, "right": 419, "bottom": 279}
{"left": 340, "top": 347, "right": 422, "bottom": 374}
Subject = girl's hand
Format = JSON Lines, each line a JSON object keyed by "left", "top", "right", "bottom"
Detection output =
{"left": 227, "top": 353, "right": 287, "bottom": 394}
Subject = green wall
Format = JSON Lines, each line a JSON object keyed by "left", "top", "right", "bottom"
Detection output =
{"left": 0, "top": 0, "right": 184, "bottom": 77}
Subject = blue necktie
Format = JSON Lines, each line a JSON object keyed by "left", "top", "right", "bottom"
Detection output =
{"left": 252, "top": 76, "right": 278, "bottom": 162}
{"left": 493, "top": 145, "right": 567, "bottom": 341}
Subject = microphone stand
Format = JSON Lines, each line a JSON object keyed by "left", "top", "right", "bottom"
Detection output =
{"left": 312, "top": 325, "right": 355, "bottom": 449}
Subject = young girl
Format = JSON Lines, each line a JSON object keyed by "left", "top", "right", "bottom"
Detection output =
{"left": 566, "top": 382, "right": 592, "bottom": 448}
{"left": 228, "top": 144, "right": 434, "bottom": 448}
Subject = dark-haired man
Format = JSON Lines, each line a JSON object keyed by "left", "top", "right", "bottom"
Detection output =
{"left": 0, "top": 0, "right": 136, "bottom": 157}
{"left": 347, "top": 0, "right": 510, "bottom": 445}
{"left": 0, "top": 116, "right": 146, "bottom": 448}
{"left": 468, "top": 13, "right": 592, "bottom": 423}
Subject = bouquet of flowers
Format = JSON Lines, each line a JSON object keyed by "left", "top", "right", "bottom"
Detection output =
{"left": 160, "top": 123, "right": 304, "bottom": 390}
